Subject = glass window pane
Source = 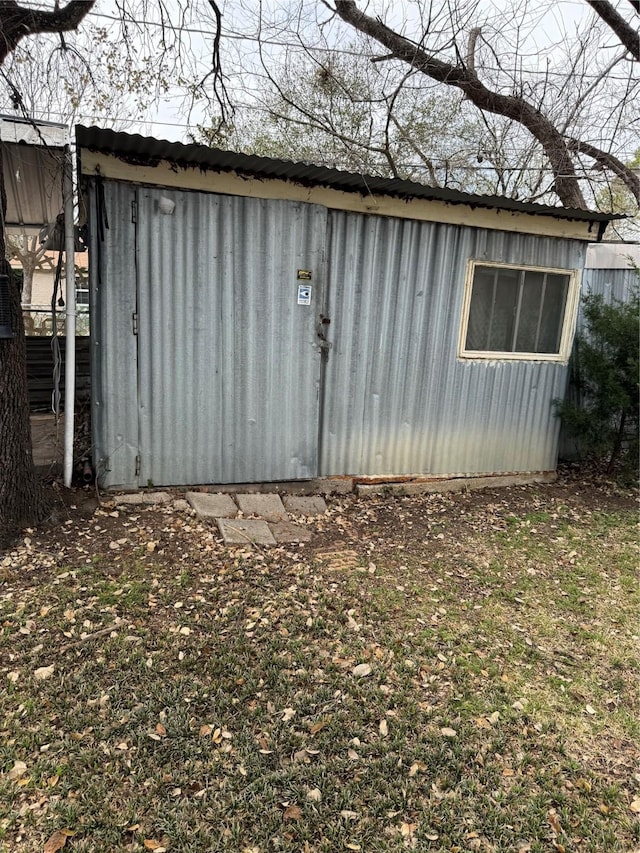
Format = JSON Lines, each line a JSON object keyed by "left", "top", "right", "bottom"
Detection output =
{"left": 537, "top": 273, "right": 569, "bottom": 352}
{"left": 464, "top": 264, "right": 571, "bottom": 356}
{"left": 515, "top": 270, "right": 544, "bottom": 351}
{"left": 488, "top": 271, "right": 518, "bottom": 351}
{"left": 466, "top": 266, "right": 518, "bottom": 351}
{"left": 465, "top": 267, "right": 495, "bottom": 350}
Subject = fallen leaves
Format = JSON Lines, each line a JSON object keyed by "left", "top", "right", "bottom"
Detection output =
{"left": 547, "top": 809, "right": 562, "bottom": 835}
{"left": 43, "top": 829, "right": 75, "bottom": 853}
{"left": 282, "top": 804, "right": 302, "bottom": 821}
{"left": 34, "top": 664, "right": 55, "bottom": 681}
{"left": 0, "top": 479, "right": 637, "bottom": 853}
{"left": 7, "top": 760, "right": 27, "bottom": 781}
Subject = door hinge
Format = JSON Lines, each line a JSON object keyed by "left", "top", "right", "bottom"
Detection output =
{"left": 131, "top": 199, "right": 138, "bottom": 223}
{"left": 132, "top": 312, "right": 138, "bottom": 335}
{"left": 134, "top": 455, "right": 141, "bottom": 477}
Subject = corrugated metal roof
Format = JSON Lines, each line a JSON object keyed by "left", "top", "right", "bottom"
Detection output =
{"left": 76, "top": 124, "right": 622, "bottom": 226}
{"left": 1, "top": 116, "right": 67, "bottom": 230}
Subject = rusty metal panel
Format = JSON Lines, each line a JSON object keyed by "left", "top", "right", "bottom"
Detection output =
{"left": 320, "top": 213, "right": 586, "bottom": 477}
{"left": 88, "top": 180, "right": 139, "bottom": 488}
{"left": 135, "top": 187, "right": 326, "bottom": 486}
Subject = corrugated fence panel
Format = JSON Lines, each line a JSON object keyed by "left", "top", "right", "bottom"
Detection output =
{"left": 135, "top": 188, "right": 326, "bottom": 486}
{"left": 322, "top": 214, "right": 585, "bottom": 476}
{"left": 26, "top": 336, "right": 90, "bottom": 411}
{"left": 580, "top": 266, "right": 637, "bottom": 325}
{"left": 89, "top": 180, "right": 139, "bottom": 488}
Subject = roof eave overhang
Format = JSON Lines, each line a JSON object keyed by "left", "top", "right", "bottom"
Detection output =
{"left": 81, "top": 147, "right": 615, "bottom": 242}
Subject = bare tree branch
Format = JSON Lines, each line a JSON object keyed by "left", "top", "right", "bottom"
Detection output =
{"left": 0, "top": 1, "right": 95, "bottom": 64}
{"left": 333, "top": 0, "right": 588, "bottom": 208}
{"left": 566, "top": 136, "right": 640, "bottom": 203}
{"left": 584, "top": 0, "right": 640, "bottom": 60}
{"left": 465, "top": 27, "right": 481, "bottom": 74}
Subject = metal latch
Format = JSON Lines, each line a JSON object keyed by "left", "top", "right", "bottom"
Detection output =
{"left": 317, "top": 315, "right": 332, "bottom": 354}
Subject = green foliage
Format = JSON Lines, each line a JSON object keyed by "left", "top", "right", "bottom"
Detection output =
{"left": 595, "top": 150, "right": 640, "bottom": 241}
{"left": 557, "top": 275, "right": 639, "bottom": 478}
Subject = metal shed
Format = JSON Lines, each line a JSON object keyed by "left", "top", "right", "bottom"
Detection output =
{"left": 76, "top": 126, "right": 620, "bottom": 489}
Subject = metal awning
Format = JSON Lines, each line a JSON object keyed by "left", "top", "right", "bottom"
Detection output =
{"left": 1, "top": 115, "right": 67, "bottom": 234}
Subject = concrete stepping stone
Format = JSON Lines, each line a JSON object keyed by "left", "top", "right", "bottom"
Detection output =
{"left": 217, "top": 518, "right": 276, "bottom": 546}
{"left": 236, "top": 493, "right": 288, "bottom": 522}
{"left": 282, "top": 495, "right": 327, "bottom": 516}
{"left": 270, "top": 521, "right": 313, "bottom": 543}
{"left": 116, "top": 491, "right": 172, "bottom": 505}
{"left": 186, "top": 492, "right": 238, "bottom": 519}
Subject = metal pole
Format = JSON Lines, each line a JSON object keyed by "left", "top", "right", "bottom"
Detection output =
{"left": 63, "top": 151, "right": 75, "bottom": 487}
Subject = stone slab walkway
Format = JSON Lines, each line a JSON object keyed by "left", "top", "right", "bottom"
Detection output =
{"left": 216, "top": 518, "right": 276, "bottom": 546}
{"left": 236, "top": 493, "right": 288, "bottom": 522}
{"left": 186, "top": 491, "right": 327, "bottom": 545}
{"left": 186, "top": 492, "right": 238, "bottom": 518}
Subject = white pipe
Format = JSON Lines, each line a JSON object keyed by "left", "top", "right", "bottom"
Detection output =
{"left": 63, "top": 152, "right": 75, "bottom": 488}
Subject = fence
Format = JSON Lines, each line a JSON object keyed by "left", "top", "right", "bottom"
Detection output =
{"left": 22, "top": 306, "right": 90, "bottom": 337}
{"left": 26, "top": 336, "right": 91, "bottom": 412}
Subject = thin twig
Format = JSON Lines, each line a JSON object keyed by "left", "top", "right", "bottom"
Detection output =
{"left": 57, "top": 623, "right": 121, "bottom": 653}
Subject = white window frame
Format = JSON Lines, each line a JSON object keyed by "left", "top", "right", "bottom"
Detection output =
{"left": 458, "top": 260, "right": 581, "bottom": 363}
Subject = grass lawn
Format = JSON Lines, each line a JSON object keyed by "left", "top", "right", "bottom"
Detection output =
{"left": 1, "top": 476, "right": 638, "bottom": 852}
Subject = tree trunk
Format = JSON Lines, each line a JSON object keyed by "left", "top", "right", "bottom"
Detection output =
{"left": 20, "top": 258, "right": 35, "bottom": 305}
{"left": 0, "top": 157, "right": 48, "bottom": 535}
{"left": 607, "top": 409, "right": 627, "bottom": 474}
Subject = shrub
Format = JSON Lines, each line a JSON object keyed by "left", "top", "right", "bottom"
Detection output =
{"left": 556, "top": 276, "right": 639, "bottom": 480}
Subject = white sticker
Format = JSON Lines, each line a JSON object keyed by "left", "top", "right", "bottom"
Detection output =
{"left": 297, "top": 284, "right": 312, "bottom": 305}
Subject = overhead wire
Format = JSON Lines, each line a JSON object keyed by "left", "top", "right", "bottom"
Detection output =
{"left": 10, "top": 0, "right": 639, "bottom": 80}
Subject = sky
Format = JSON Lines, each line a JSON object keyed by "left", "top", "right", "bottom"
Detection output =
{"left": 0, "top": 0, "right": 637, "bottom": 176}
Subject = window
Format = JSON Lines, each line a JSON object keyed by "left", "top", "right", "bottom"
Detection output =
{"left": 76, "top": 287, "right": 90, "bottom": 306}
{"left": 459, "top": 262, "right": 578, "bottom": 361}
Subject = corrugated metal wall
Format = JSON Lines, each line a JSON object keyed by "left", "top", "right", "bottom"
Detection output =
{"left": 134, "top": 188, "right": 326, "bottom": 486}
{"left": 89, "top": 180, "right": 139, "bottom": 487}
{"left": 321, "top": 213, "right": 585, "bottom": 476}
{"left": 580, "top": 265, "right": 637, "bottom": 325}
{"left": 91, "top": 180, "right": 327, "bottom": 488}
{"left": 90, "top": 177, "right": 588, "bottom": 487}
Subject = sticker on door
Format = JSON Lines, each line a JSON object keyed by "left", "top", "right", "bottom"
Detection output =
{"left": 297, "top": 284, "right": 312, "bottom": 305}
